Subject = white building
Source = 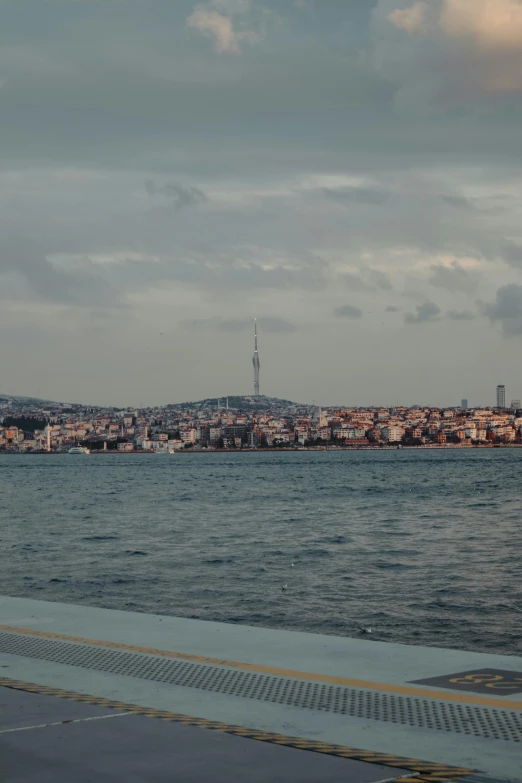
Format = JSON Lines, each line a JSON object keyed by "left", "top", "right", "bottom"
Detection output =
{"left": 381, "top": 425, "right": 404, "bottom": 442}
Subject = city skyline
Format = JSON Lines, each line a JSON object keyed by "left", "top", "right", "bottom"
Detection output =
{"left": 3, "top": 392, "right": 522, "bottom": 454}
{"left": 1, "top": 1, "right": 522, "bottom": 407}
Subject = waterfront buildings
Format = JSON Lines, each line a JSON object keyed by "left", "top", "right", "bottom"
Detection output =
{"left": 3, "top": 396, "right": 522, "bottom": 452}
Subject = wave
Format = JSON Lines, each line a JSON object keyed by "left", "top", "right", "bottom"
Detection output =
{"left": 82, "top": 535, "right": 119, "bottom": 541}
{"left": 202, "top": 558, "right": 234, "bottom": 564}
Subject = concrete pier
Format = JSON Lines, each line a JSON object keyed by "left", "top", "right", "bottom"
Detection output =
{"left": 1, "top": 596, "right": 521, "bottom": 782}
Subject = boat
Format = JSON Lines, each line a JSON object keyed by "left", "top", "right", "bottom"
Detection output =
{"left": 68, "top": 446, "right": 90, "bottom": 454}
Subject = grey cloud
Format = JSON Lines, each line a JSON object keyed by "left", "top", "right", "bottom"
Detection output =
{"left": 342, "top": 268, "right": 392, "bottom": 292}
{"left": 342, "top": 272, "right": 373, "bottom": 292}
{"left": 428, "top": 263, "right": 478, "bottom": 293}
{"left": 440, "top": 195, "right": 476, "bottom": 212}
{"left": 0, "top": 244, "right": 119, "bottom": 308}
{"left": 501, "top": 241, "right": 522, "bottom": 268}
{"left": 0, "top": 0, "right": 520, "bottom": 178}
{"left": 322, "top": 186, "right": 389, "bottom": 206}
{"left": 216, "top": 319, "right": 249, "bottom": 332}
{"left": 218, "top": 317, "right": 296, "bottom": 334}
{"left": 166, "top": 254, "right": 327, "bottom": 292}
{"left": 334, "top": 304, "right": 362, "bottom": 318}
{"left": 181, "top": 316, "right": 296, "bottom": 333}
{"left": 259, "top": 317, "right": 297, "bottom": 333}
{"left": 386, "top": 305, "right": 400, "bottom": 312}
{"left": 447, "top": 310, "right": 476, "bottom": 321}
{"left": 369, "top": 269, "right": 393, "bottom": 290}
{"left": 484, "top": 284, "right": 522, "bottom": 335}
{"left": 145, "top": 181, "right": 207, "bottom": 211}
{"left": 404, "top": 300, "right": 441, "bottom": 324}
{"left": 181, "top": 316, "right": 222, "bottom": 329}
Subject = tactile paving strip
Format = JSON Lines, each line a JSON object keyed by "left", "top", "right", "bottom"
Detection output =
{"left": 1, "top": 630, "right": 522, "bottom": 743}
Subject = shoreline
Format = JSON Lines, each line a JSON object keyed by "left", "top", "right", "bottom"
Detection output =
{"left": 2, "top": 443, "right": 521, "bottom": 455}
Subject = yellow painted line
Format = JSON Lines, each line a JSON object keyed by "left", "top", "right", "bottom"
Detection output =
{"left": 0, "top": 676, "right": 474, "bottom": 782}
{"left": 1, "top": 623, "right": 521, "bottom": 711}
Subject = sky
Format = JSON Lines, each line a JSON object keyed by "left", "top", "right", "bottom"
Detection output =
{"left": 1, "top": 0, "right": 522, "bottom": 407}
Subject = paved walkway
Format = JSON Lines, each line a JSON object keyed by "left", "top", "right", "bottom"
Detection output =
{"left": 1, "top": 687, "right": 407, "bottom": 783}
{"left": 1, "top": 596, "right": 521, "bottom": 782}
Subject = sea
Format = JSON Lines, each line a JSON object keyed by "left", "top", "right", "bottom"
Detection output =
{"left": 1, "top": 449, "right": 521, "bottom": 655}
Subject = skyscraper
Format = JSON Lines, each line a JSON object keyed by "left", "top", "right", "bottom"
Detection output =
{"left": 496, "top": 385, "right": 506, "bottom": 409}
{"left": 461, "top": 399, "right": 468, "bottom": 410}
{"left": 252, "top": 319, "right": 260, "bottom": 397}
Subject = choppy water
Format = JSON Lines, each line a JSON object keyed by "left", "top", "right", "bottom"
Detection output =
{"left": 1, "top": 450, "right": 521, "bottom": 655}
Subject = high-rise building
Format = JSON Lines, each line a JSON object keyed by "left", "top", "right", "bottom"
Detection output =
{"left": 496, "top": 385, "right": 506, "bottom": 409}
{"left": 252, "top": 319, "right": 260, "bottom": 397}
{"left": 461, "top": 399, "right": 468, "bottom": 410}
{"left": 511, "top": 400, "right": 521, "bottom": 410}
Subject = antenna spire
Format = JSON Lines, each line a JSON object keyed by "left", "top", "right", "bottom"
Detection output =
{"left": 252, "top": 318, "right": 260, "bottom": 397}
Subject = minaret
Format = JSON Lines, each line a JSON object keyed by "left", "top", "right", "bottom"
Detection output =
{"left": 252, "top": 319, "right": 260, "bottom": 397}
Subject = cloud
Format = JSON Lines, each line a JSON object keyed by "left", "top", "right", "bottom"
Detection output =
{"left": 386, "top": 305, "right": 400, "bottom": 312}
{"left": 0, "top": 243, "right": 120, "bottom": 309}
{"left": 186, "top": 0, "right": 268, "bottom": 54}
{"left": 186, "top": 9, "right": 241, "bottom": 53}
{"left": 322, "top": 186, "right": 389, "bottom": 206}
{"left": 388, "top": 1, "right": 429, "bottom": 34}
{"left": 374, "top": 0, "right": 522, "bottom": 103}
{"left": 404, "top": 300, "right": 441, "bottom": 323}
{"left": 145, "top": 181, "right": 207, "bottom": 211}
{"left": 171, "top": 251, "right": 328, "bottom": 292}
{"left": 439, "top": 0, "right": 522, "bottom": 49}
{"left": 181, "top": 316, "right": 296, "bottom": 333}
{"left": 334, "top": 304, "right": 363, "bottom": 318}
{"left": 428, "top": 261, "right": 478, "bottom": 292}
{"left": 341, "top": 268, "right": 393, "bottom": 292}
{"left": 484, "top": 284, "right": 522, "bottom": 334}
{"left": 259, "top": 317, "right": 297, "bottom": 333}
{"left": 439, "top": 195, "right": 477, "bottom": 212}
{"left": 293, "top": 0, "right": 314, "bottom": 11}
{"left": 447, "top": 309, "right": 475, "bottom": 320}
{"left": 501, "top": 240, "right": 522, "bottom": 268}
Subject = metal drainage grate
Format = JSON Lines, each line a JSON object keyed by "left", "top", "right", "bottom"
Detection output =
{"left": 1, "top": 630, "right": 522, "bottom": 743}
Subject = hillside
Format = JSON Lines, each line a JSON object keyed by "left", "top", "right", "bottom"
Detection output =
{"left": 165, "top": 395, "right": 311, "bottom": 412}
{"left": 1, "top": 393, "right": 312, "bottom": 413}
{"left": 0, "top": 394, "right": 81, "bottom": 410}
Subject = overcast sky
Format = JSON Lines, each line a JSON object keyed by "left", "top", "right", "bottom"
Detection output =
{"left": 1, "top": 0, "right": 522, "bottom": 407}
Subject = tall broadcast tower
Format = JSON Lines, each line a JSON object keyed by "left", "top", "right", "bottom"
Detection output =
{"left": 253, "top": 319, "right": 260, "bottom": 397}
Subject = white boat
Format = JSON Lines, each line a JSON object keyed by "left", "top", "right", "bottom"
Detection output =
{"left": 68, "top": 446, "right": 90, "bottom": 454}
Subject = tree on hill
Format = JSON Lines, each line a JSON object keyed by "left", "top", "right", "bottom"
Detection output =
{"left": 2, "top": 416, "right": 47, "bottom": 432}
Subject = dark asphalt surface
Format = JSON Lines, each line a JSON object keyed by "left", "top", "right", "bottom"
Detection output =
{"left": 0, "top": 686, "right": 409, "bottom": 782}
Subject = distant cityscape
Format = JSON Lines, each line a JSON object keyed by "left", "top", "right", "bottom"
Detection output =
{"left": 2, "top": 324, "right": 522, "bottom": 452}
{"left": 1, "top": 388, "right": 522, "bottom": 453}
